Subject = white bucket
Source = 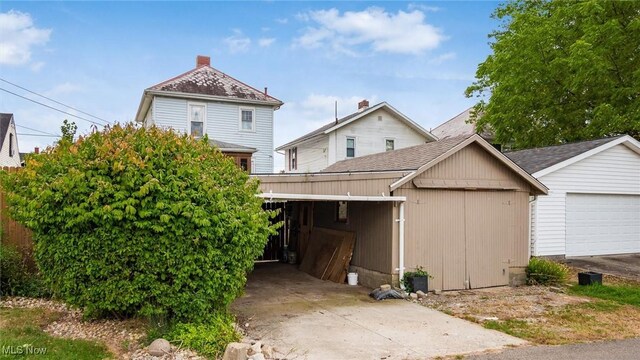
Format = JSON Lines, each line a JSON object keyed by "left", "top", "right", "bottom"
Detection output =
{"left": 347, "top": 272, "right": 358, "bottom": 286}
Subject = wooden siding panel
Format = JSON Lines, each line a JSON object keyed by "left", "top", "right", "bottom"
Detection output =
{"left": 404, "top": 143, "right": 532, "bottom": 192}
{"left": 312, "top": 201, "right": 392, "bottom": 273}
{"left": 258, "top": 176, "right": 400, "bottom": 197}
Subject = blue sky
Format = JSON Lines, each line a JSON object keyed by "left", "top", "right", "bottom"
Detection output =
{"left": 1, "top": 1, "right": 498, "bottom": 171}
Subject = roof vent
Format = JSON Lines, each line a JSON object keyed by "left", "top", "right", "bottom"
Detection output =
{"left": 358, "top": 99, "right": 369, "bottom": 112}
{"left": 196, "top": 55, "right": 210, "bottom": 68}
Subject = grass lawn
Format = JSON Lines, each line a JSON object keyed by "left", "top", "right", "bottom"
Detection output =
{"left": 0, "top": 307, "right": 112, "bottom": 360}
{"left": 568, "top": 283, "right": 640, "bottom": 307}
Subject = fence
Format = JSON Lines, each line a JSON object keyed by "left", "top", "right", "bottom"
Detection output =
{"left": 0, "top": 166, "right": 35, "bottom": 268}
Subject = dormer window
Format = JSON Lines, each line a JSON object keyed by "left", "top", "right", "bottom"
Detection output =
{"left": 188, "top": 103, "right": 206, "bottom": 138}
{"left": 240, "top": 108, "right": 255, "bottom": 131}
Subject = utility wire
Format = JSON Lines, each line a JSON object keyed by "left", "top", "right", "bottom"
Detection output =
{"left": 16, "top": 124, "right": 60, "bottom": 137}
{"left": 0, "top": 78, "right": 112, "bottom": 125}
{"left": 1, "top": 87, "right": 107, "bottom": 127}
{"left": 17, "top": 133, "right": 61, "bottom": 138}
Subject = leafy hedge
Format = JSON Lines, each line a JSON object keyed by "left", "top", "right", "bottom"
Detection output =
{"left": 0, "top": 243, "right": 50, "bottom": 298}
{"left": 0, "top": 124, "right": 277, "bottom": 321}
{"left": 526, "top": 257, "right": 569, "bottom": 286}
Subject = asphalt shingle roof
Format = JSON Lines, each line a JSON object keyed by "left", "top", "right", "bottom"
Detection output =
{"left": 149, "top": 65, "right": 282, "bottom": 105}
{"left": 208, "top": 139, "right": 256, "bottom": 153}
{"left": 432, "top": 107, "right": 493, "bottom": 140}
{"left": 322, "top": 136, "right": 469, "bottom": 173}
{"left": 505, "top": 136, "right": 624, "bottom": 174}
{"left": 0, "top": 113, "right": 13, "bottom": 151}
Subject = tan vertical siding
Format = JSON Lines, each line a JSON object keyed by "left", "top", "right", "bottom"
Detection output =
{"left": 312, "top": 201, "right": 392, "bottom": 274}
{"left": 258, "top": 174, "right": 403, "bottom": 197}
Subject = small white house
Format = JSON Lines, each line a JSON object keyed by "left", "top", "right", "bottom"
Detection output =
{"left": 507, "top": 135, "right": 640, "bottom": 257}
{"left": 135, "top": 55, "right": 283, "bottom": 173}
{"left": 276, "top": 100, "right": 437, "bottom": 173}
{"left": 0, "top": 113, "right": 21, "bottom": 168}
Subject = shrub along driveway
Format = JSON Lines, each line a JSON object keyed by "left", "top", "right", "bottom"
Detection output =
{"left": 231, "top": 263, "right": 524, "bottom": 360}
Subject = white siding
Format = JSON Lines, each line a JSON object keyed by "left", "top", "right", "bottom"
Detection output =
{"left": 0, "top": 121, "right": 21, "bottom": 167}
{"left": 334, "top": 108, "right": 428, "bottom": 163}
{"left": 152, "top": 96, "right": 275, "bottom": 173}
{"left": 533, "top": 144, "right": 640, "bottom": 256}
{"left": 530, "top": 199, "right": 537, "bottom": 255}
{"left": 285, "top": 136, "right": 328, "bottom": 173}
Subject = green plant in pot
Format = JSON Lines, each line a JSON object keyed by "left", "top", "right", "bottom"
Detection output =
{"left": 402, "top": 266, "right": 432, "bottom": 293}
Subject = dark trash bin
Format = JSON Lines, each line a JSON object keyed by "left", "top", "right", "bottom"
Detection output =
{"left": 578, "top": 271, "right": 602, "bottom": 286}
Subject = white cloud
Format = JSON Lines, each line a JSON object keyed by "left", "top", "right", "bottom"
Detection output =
{"left": 429, "top": 52, "right": 456, "bottom": 65}
{"left": 44, "top": 82, "right": 84, "bottom": 97}
{"left": 294, "top": 7, "right": 445, "bottom": 55}
{"left": 224, "top": 29, "right": 251, "bottom": 54}
{"left": 0, "top": 10, "right": 51, "bottom": 66}
{"left": 276, "top": 17, "right": 289, "bottom": 24}
{"left": 258, "top": 38, "right": 276, "bottom": 47}
{"left": 407, "top": 3, "right": 440, "bottom": 12}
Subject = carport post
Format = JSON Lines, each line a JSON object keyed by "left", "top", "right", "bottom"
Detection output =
{"left": 397, "top": 201, "right": 406, "bottom": 289}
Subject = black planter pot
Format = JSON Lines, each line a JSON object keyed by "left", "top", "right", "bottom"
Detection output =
{"left": 578, "top": 271, "right": 602, "bottom": 286}
{"left": 410, "top": 276, "right": 428, "bottom": 292}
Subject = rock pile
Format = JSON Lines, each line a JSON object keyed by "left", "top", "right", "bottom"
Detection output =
{"left": 222, "top": 340, "right": 280, "bottom": 360}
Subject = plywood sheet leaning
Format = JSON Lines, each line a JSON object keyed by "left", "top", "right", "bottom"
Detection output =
{"left": 298, "top": 227, "right": 356, "bottom": 284}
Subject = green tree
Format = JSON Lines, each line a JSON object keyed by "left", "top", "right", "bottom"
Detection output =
{"left": 60, "top": 119, "right": 77, "bottom": 143}
{"left": 466, "top": 0, "right": 640, "bottom": 149}
{"left": 0, "top": 124, "right": 277, "bottom": 321}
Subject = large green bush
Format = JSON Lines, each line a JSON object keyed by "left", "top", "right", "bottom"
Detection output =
{"left": 0, "top": 124, "right": 277, "bottom": 321}
{"left": 0, "top": 243, "right": 49, "bottom": 298}
{"left": 526, "top": 257, "right": 569, "bottom": 286}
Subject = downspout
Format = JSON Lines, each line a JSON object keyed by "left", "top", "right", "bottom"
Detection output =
{"left": 397, "top": 201, "right": 406, "bottom": 289}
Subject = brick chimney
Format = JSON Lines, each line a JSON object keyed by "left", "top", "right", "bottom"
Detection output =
{"left": 34, "top": 147, "right": 40, "bottom": 154}
{"left": 196, "top": 55, "right": 210, "bottom": 67}
{"left": 358, "top": 99, "right": 369, "bottom": 112}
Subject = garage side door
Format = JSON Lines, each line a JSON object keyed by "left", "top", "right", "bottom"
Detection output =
{"left": 566, "top": 194, "right": 640, "bottom": 256}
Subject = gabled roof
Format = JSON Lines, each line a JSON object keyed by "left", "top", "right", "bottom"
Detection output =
{"left": 0, "top": 113, "right": 14, "bottom": 150}
{"left": 135, "top": 64, "right": 283, "bottom": 122}
{"left": 275, "top": 102, "right": 437, "bottom": 151}
{"left": 323, "top": 136, "right": 467, "bottom": 173}
{"left": 322, "top": 134, "right": 547, "bottom": 195}
{"left": 505, "top": 135, "right": 640, "bottom": 177}
{"left": 208, "top": 139, "right": 256, "bottom": 154}
{"left": 431, "top": 106, "right": 493, "bottom": 141}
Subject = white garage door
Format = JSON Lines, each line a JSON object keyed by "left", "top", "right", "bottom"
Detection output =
{"left": 566, "top": 194, "right": 640, "bottom": 256}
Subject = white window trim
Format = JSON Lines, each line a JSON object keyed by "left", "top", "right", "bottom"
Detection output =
{"left": 385, "top": 138, "right": 395, "bottom": 151}
{"left": 346, "top": 136, "right": 356, "bottom": 158}
{"left": 239, "top": 107, "right": 256, "bottom": 132}
{"left": 187, "top": 101, "right": 207, "bottom": 137}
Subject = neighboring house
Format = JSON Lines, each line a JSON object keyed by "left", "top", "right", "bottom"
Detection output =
{"left": 135, "top": 55, "right": 283, "bottom": 173}
{"left": 432, "top": 106, "right": 494, "bottom": 143}
{"left": 506, "top": 135, "right": 640, "bottom": 257}
{"left": 0, "top": 113, "right": 21, "bottom": 167}
{"left": 276, "top": 100, "right": 437, "bottom": 173}
{"left": 258, "top": 135, "right": 547, "bottom": 290}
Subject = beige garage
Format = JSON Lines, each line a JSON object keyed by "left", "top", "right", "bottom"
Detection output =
{"left": 258, "top": 135, "right": 547, "bottom": 290}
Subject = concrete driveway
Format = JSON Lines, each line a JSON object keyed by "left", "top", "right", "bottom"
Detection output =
{"left": 232, "top": 263, "right": 525, "bottom": 360}
{"left": 565, "top": 254, "right": 640, "bottom": 282}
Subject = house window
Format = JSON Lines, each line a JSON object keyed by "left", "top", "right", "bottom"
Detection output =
{"left": 188, "top": 103, "right": 205, "bottom": 138}
{"left": 289, "top": 147, "right": 297, "bottom": 170}
{"left": 336, "top": 201, "right": 348, "bottom": 222}
{"left": 9, "top": 133, "right": 14, "bottom": 157}
{"left": 240, "top": 158, "right": 248, "bottom": 171}
{"left": 240, "top": 108, "right": 254, "bottom": 131}
{"left": 385, "top": 139, "right": 395, "bottom": 151}
{"left": 346, "top": 137, "right": 355, "bottom": 158}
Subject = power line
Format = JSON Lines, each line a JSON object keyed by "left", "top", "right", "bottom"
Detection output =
{"left": 17, "top": 133, "right": 61, "bottom": 138}
{"left": 16, "top": 124, "right": 60, "bottom": 137}
{"left": 1, "top": 87, "right": 107, "bottom": 127}
{"left": 0, "top": 78, "right": 112, "bottom": 125}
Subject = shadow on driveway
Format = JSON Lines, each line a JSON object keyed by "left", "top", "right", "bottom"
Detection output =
{"left": 232, "top": 263, "right": 525, "bottom": 360}
{"left": 565, "top": 254, "right": 640, "bottom": 282}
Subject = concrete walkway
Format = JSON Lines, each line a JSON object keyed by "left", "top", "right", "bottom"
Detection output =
{"left": 232, "top": 263, "right": 525, "bottom": 360}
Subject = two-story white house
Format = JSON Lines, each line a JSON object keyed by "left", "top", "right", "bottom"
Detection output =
{"left": 135, "top": 56, "right": 283, "bottom": 173}
{"left": 276, "top": 100, "right": 437, "bottom": 173}
{"left": 0, "top": 113, "right": 21, "bottom": 168}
